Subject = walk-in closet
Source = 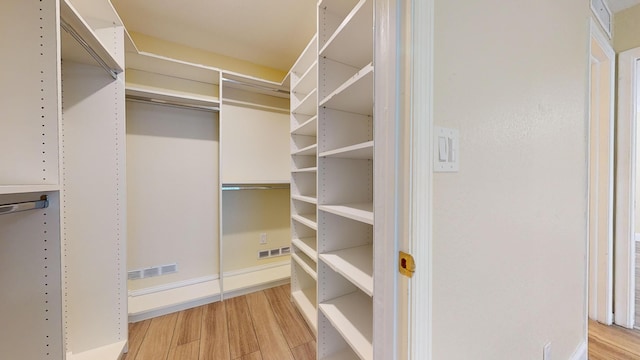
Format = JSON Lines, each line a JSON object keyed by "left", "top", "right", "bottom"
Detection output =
{"left": 1, "top": 0, "right": 397, "bottom": 359}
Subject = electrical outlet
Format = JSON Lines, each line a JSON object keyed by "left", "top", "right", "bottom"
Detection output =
{"left": 543, "top": 342, "right": 551, "bottom": 360}
{"left": 259, "top": 233, "right": 267, "bottom": 244}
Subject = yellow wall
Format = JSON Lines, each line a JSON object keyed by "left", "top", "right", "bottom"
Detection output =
{"left": 129, "top": 32, "right": 287, "bottom": 83}
{"left": 614, "top": 4, "right": 640, "bottom": 52}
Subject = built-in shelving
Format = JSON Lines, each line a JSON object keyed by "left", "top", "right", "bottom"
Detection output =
{"left": 292, "top": 251, "right": 318, "bottom": 280}
{"left": 319, "top": 291, "right": 373, "bottom": 360}
{"left": 292, "top": 213, "right": 318, "bottom": 230}
{"left": 320, "top": 141, "right": 374, "bottom": 160}
{"left": 290, "top": 32, "right": 319, "bottom": 335}
{"left": 317, "top": 0, "right": 375, "bottom": 357}
{"left": 292, "top": 237, "right": 318, "bottom": 261}
{"left": 319, "top": 244, "right": 373, "bottom": 296}
{"left": 0, "top": 185, "right": 60, "bottom": 196}
{"left": 319, "top": 203, "right": 373, "bottom": 225}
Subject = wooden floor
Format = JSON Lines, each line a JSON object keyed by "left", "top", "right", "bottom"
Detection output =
{"left": 123, "top": 284, "right": 316, "bottom": 360}
{"left": 589, "top": 320, "right": 640, "bottom": 359}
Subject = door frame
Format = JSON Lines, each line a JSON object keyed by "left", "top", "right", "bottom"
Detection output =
{"left": 614, "top": 46, "right": 640, "bottom": 329}
{"left": 587, "top": 18, "right": 616, "bottom": 325}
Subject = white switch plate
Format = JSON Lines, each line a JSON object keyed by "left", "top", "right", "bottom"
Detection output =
{"left": 434, "top": 126, "right": 459, "bottom": 172}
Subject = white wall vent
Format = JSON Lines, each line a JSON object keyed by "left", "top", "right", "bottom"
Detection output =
{"left": 128, "top": 263, "right": 178, "bottom": 280}
{"left": 258, "top": 246, "right": 291, "bottom": 259}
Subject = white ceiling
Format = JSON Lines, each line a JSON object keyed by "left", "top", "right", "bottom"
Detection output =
{"left": 110, "top": 0, "right": 316, "bottom": 72}
{"left": 607, "top": 0, "right": 640, "bottom": 13}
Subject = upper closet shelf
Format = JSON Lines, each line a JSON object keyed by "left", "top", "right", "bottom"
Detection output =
{"left": 319, "top": 0, "right": 373, "bottom": 69}
{"left": 126, "top": 86, "right": 220, "bottom": 111}
{"left": 293, "top": 144, "right": 318, "bottom": 157}
{"left": 291, "top": 34, "right": 318, "bottom": 88}
{"left": 320, "top": 64, "right": 373, "bottom": 115}
{"left": 292, "top": 61, "right": 318, "bottom": 96}
{"left": 60, "top": 0, "right": 123, "bottom": 77}
{"left": 292, "top": 115, "right": 318, "bottom": 136}
{"left": 127, "top": 52, "right": 220, "bottom": 85}
{"left": 319, "top": 203, "right": 373, "bottom": 225}
{"left": 320, "top": 141, "right": 373, "bottom": 160}
{"left": 292, "top": 88, "right": 318, "bottom": 116}
{"left": 0, "top": 185, "right": 59, "bottom": 196}
{"left": 223, "top": 72, "right": 289, "bottom": 99}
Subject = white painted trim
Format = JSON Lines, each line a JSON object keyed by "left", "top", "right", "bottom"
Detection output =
{"left": 374, "top": 0, "right": 399, "bottom": 359}
{"left": 614, "top": 46, "right": 640, "bottom": 329}
{"left": 409, "top": 0, "right": 434, "bottom": 359}
{"left": 569, "top": 341, "right": 587, "bottom": 360}
{"left": 587, "top": 18, "right": 615, "bottom": 325}
{"left": 128, "top": 275, "right": 219, "bottom": 297}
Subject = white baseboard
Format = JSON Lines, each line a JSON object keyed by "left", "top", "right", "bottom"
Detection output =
{"left": 128, "top": 262, "right": 290, "bottom": 323}
{"left": 569, "top": 341, "right": 587, "bottom": 360}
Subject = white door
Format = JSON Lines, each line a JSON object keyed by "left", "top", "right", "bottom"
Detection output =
{"left": 614, "top": 46, "right": 640, "bottom": 329}
{"left": 588, "top": 20, "right": 615, "bottom": 325}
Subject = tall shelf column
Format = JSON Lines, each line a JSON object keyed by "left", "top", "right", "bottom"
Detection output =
{"left": 317, "top": 0, "right": 374, "bottom": 359}
{"left": 290, "top": 34, "right": 319, "bottom": 333}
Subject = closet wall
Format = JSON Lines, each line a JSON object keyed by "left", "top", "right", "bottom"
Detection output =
{"left": 125, "top": 46, "right": 292, "bottom": 319}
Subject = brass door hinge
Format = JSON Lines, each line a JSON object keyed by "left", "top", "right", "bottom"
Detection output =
{"left": 399, "top": 251, "right": 415, "bottom": 278}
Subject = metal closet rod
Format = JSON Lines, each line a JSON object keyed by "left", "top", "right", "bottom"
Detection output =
{"left": 221, "top": 184, "right": 290, "bottom": 191}
{"left": 60, "top": 18, "right": 119, "bottom": 80}
{"left": 0, "top": 196, "right": 49, "bottom": 216}
{"left": 126, "top": 95, "right": 220, "bottom": 112}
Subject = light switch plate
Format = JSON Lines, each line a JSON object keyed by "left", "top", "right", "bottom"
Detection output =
{"left": 434, "top": 126, "right": 459, "bottom": 172}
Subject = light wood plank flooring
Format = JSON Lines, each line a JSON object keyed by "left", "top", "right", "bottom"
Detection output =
{"left": 589, "top": 319, "right": 640, "bottom": 359}
{"left": 123, "top": 284, "right": 316, "bottom": 360}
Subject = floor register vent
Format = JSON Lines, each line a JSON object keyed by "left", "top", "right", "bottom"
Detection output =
{"left": 128, "top": 263, "right": 178, "bottom": 280}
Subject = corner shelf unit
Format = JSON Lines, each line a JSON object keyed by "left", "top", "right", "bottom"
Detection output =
{"left": 290, "top": 33, "right": 319, "bottom": 335}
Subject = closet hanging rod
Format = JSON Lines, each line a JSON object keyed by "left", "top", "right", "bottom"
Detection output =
{"left": 60, "top": 18, "right": 119, "bottom": 80}
{"left": 126, "top": 95, "right": 220, "bottom": 112}
{"left": 221, "top": 98, "right": 289, "bottom": 114}
{"left": 0, "top": 196, "right": 49, "bottom": 216}
{"left": 222, "top": 78, "right": 289, "bottom": 95}
{"left": 221, "top": 184, "right": 290, "bottom": 191}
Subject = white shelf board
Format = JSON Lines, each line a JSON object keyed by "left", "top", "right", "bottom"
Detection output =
{"left": 127, "top": 52, "right": 220, "bottom": 85}
{"left": 321, "top": 349, "right": 360, "bottom": 360}
{"left": 292, "top": 88, "right": 318, "bottom": 116}
{"left": 223, "top": 262, "right": 291, "bottom": 293}
{"left": 320, "top": 141, "right": 373, "bottom": 160}
{"left": 126, "top": 85, "right": 220, "bottom": 109}
{"left": 0, "top": 185, "right": 59, "bottom": 195}
{"left": 67, "top": 340, "right": 126, "bottom": 360}
{"left": 292, "top": 167, "right": 318, "bottom": 174}
{"left": 319, "top": 0, "right": 361, "bottom": 20}
{"left": 128, "top": 278, "right": 221, "bottom": 319}
{"left": 293, "top": 144, "right": 318, "bottom": 156}
{"left": 293, "top": 237, "right": 318, "bottom": 261}
{"left": 320, "top": 64, "right": 373, "bottom": 116}
{"left": 292, "top": 287, "right": 318, "bottom": 330}
{"left": 320, "top": 244, "right": 373, "bottom": 296}
{"left": 292, "top": 115, "right": 318, "bottom": 136}
{"left": 319, "top": 291, "right": 373, "bottom": 360}
{"left": 319, "top": 203, "right": 373, "bottom": 225}
{"left": 291, "top": 34, "right": 318, "bottom": 82}
{"left": 292, "top": 194, "right": 318, "bottom": 205}
{"left": 60, "top": 0, "right": 123, "bottom": 72}
{"left": 320, "top": 0, "right": 373, "bottom": 69}
{"left": 292, "top": 253, "right": 317, "bottom": 280}
{"left": 293, "top": 61, "right": 318, "bottom": 96}
{"left": 292, "top": 213, "right": 318, "bottom": 230}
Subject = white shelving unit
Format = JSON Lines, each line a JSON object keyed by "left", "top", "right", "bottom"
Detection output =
{"left": 1, "top": 1, "right": 127, "bottom": 359}
{"left": 317, "top": 0, "right": 375, "bottom": 359}
{"left": 290, "top": 33, "right": 319, "bottom": 335}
